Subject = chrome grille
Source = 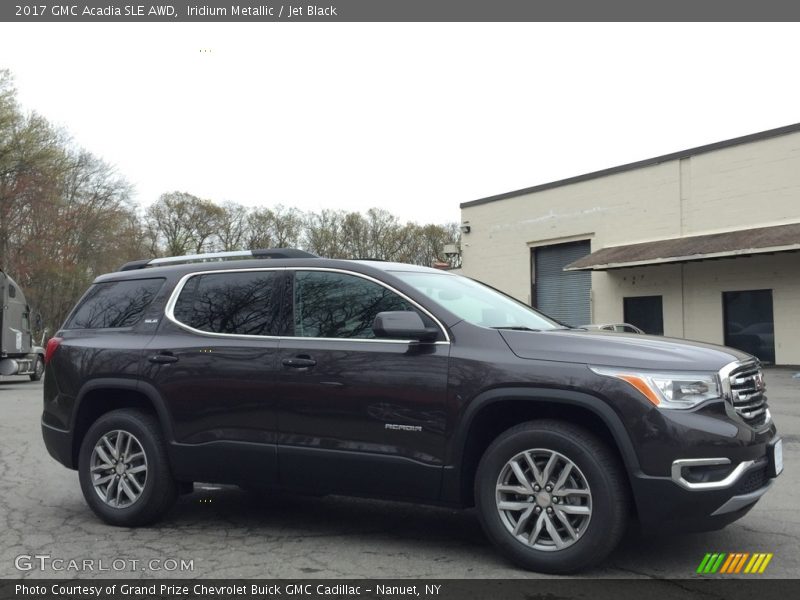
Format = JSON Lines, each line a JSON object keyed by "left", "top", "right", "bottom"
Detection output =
{"left": 726, "top": 362, "right": 769, "bottom": 428}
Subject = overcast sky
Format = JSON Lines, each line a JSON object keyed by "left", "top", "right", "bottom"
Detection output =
{"left": 0, "top": 23, "right": 798, "bottom": 224}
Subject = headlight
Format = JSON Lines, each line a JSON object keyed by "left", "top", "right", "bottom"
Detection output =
{"left": 590, "top": 366, "right": 722, "bottom": 409}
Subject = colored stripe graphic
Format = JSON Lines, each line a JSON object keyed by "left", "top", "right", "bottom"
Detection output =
{"left": 697, "top": 552, "right": 772, "bottom": 574}
{"left": 724, "top": 553, "right": 742, "bottom": 574}
{"left": 745, "top": 554, "right": 759, "bottom": 573}
{"left": 758, "top": 554, "right": 773, "bottom": 573}
{"left": 713, "top": 553, "right": 727, "bottom": 573}
{"left": 734, "top": 553, "right": 750, "bottom": 573}
{"left": 720, "top": 554, "right": 736, "bottom": 573}
{"left": 699, "top": 553, "right": 727, "bottom": 573}
{"left": 752, "top": 554, "right": 766, "bottom": 573}
{"left": 697, "top": 554, "right": 713, "bottom": 574}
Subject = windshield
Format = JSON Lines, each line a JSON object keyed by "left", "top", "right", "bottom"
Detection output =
{"left": 392, "top": 271, "right": 562, "bottom": 331}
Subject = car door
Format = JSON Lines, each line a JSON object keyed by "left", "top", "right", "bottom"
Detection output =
{"left": 276, "top": 268, "right": 450, "bottom": 501}
{"left": 142, "top": 268, "right": 286, "bottom": 486}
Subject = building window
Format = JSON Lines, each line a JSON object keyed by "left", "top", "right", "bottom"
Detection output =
{"left": 623, "top": 295, "right": 664, "bottom": 335}
{"left": 722, "top": 289, "right": 775, "bottom": 364}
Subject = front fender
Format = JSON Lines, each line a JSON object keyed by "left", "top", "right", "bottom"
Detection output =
{"left": 441, "top": 387, "right": 641, "bottom": 504}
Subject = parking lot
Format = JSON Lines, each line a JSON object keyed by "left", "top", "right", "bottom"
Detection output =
{"left": 1, "top": 369, "right": 797, "bottom": 579}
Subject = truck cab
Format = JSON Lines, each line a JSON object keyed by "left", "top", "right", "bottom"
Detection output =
{"left": 0, "top": 270, "right": 44, "bottom": 381}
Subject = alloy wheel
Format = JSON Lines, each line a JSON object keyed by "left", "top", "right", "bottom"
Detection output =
{"left": 90, "top": 429, "right": 148, "bottom": 508}
{"left": 495, "top": 448, "right": 592, "bottom": 551}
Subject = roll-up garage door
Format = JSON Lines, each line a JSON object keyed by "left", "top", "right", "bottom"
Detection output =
{"left": 534, "top": 240, "right": 591, "bottom": 327}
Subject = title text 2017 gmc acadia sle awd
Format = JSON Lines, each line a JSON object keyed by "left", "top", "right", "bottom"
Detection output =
{"left": 41, "top": 249, "right": 783, "bottom": 573}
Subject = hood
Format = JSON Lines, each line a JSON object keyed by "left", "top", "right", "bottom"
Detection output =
{"left": 499, "top": 328, "right": 751, "bottom": 372}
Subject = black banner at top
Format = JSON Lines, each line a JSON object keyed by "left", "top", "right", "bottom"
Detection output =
{"left": 2, "top": 0, "right": 800, "bottom": 22}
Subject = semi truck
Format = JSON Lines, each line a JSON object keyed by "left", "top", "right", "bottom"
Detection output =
{"left": 0, "top": 269, "right": 44, "bottom": 381}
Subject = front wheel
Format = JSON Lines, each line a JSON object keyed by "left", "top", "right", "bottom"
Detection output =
{"left": 475, "top": 420, "right": 629, "bottom": 573}
{"left": 78, "top": 409, "right": 178, "bottom": 526}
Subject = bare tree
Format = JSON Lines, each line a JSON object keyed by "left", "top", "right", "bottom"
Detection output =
{"left": 246, "top": 205, "right": 303, "bottom": 249}
{"left": 303, "top": 209, "right": 348, "bottom": 258}
{"left": 216, "top": 201, "right": 249, "bottom": 251}
{"left": 145, "top": 191, "right": 225, "bottom": 256}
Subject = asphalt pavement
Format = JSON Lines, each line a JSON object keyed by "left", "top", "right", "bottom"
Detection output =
{"left": 1, "top": 369, "right": 797, "bottom": 579}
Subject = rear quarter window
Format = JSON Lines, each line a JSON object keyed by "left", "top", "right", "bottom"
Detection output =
{"left": 65, "top": 278, "right": 165, "bottom": 329}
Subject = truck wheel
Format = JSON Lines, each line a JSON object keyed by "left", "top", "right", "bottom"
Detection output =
{"left": 29, "top": 357, "right": 44, "bottom": 381}
{"left": 475, "top": 420, "right": 629, "bottom": 573}
{"left": 78, "top": 409, "right": 178, "bottom": 526}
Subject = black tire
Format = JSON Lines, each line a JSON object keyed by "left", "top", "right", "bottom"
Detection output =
{"left": 78, "top": 409, "right": 178, "bottom": 526}
{"left": 29, "top": 357, "right": 43, "bottom": 381}
{"left": 475, "top": 420, "right": 629, "bottom": 574}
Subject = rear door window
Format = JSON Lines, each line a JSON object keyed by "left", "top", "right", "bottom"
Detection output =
{"left": 66, "top": 278, "right": 165, "bottom": 329}
{"left": 172, "top": 270, "right": 284, "bottom": 336}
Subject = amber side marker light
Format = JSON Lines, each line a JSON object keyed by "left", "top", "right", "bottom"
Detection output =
{"left": 616, "top": 374, "right": 661, "bottom": 406}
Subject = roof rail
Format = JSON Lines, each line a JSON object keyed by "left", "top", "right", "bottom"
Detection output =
{"left": 118, "top": 248, "right": 319, "bottom": 271}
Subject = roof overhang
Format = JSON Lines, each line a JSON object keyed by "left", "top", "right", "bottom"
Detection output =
{"left": 565, "top": 222, "right": 800, "bottom": 271}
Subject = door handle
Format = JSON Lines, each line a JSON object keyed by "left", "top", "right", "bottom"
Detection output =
{"left": 148, "top": 352, "right": 179, "bottom": 364}
{"left": 282, "top": 357, "right": 317, "bottom": 368}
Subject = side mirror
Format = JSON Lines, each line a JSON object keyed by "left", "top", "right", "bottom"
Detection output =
{"left": 373, "top": 311, "right": 439, "bottom": 342}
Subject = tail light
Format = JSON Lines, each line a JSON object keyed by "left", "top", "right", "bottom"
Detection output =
{"left": 44, "top": 337, "right": 63, "bottom": 365}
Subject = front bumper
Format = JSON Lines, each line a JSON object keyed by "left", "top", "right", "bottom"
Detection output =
{"left": 631, "top": 439, "right": 781, "bottom": 533}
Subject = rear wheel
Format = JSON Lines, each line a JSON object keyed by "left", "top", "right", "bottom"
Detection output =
{"left": 29, "top": 357, "right": 43, "bottom": 381}
{"left": 475, "top": 420, "right": 629, "bottom": 573}
{"left": 78, "top": 409, "right": 178, "bottom": 526}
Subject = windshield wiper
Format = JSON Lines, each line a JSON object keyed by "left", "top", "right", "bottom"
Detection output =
{"left": 490, "top": 326, "right": 541, "bottom": 332}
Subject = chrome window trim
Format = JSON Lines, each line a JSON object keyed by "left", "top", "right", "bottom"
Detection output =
{"left": 670, "top": 457, "right": 755, "bottom": 491}
{"left": 164, "top": 266, "right": 451, "bottom": 345}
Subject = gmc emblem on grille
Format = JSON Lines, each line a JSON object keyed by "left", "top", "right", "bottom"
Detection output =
{"left": 754, "top": 372, "right": 765, "bottom": 391}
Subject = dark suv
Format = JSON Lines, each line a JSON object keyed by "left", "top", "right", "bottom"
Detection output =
{"left": 41, "top": 249, "right": 782, "bottom": 573}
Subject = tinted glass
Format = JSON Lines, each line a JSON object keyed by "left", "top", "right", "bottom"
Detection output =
{"left": 393, "top": 271, "right": 560, "bottom": 331}
{"left": 174, "top": 271, "right": 284, "bottom": 336}
{"left": 293, "top": 271, "right": 418, "bottom": 339}
{"left": 8, "top": 285, "right": 15, "bottom": 298}
{"left": 66, "top": 279, "right": 164, "bottom": 329}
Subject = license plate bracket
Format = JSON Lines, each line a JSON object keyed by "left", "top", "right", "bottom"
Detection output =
{"left": 768, "top": 438, "right": 783, "bottom": 478}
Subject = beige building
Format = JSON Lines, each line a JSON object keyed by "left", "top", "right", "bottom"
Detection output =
{"left": 460, "top": 123, "right": 800, "bottom": 365}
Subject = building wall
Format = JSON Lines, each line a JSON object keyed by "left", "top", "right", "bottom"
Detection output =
{"left": 460, "top": 129, "right": 800, "bottom": 364}
{"left": 601, "top": 253, "right": 800, "bottom": 364}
